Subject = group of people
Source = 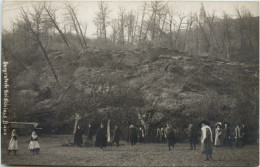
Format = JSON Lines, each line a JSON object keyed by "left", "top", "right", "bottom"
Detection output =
{"left": 200, "top": 121, "right": 249, "bottom": 161}
{"left": 7, "top": 129, "right": 40, "bottom": 156}
{"left": 7, "top": 120, "right": 248, "bottom": 161}
{"left": 126, "top": 125, "right": 145, "bottom": 146}
{"left": 214, "top": 122, "right": 247, "bottom": 148}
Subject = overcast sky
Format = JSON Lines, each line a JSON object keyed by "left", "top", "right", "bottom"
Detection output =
{"left": 2, "top": 1, "right": 259, "bottom": 38}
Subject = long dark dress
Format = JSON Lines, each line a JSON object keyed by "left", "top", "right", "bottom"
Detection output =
{"left": 74, "top": 128, "right": 83, "bottom": 147}
{"left": 223, "top": 127, "right": 231, "bottom": 147}
{"left": 113, "top": 128, "right": 121, "bottom": 146}
{"left": 87, "top": 126, "right": 95, "bottom": 141}
{"left": 166, "top": 128, "right": 175, "bottom": 149}
{"left": 129, "top": 127, "right": 137, "bottom": 146}
{"left": 241, "top": 126, "right": 247, "bottom": 147}
{"left": 95, "top": 127, "right": 107, "bottom": 149}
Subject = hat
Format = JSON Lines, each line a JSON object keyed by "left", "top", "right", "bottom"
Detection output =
{"left": 198, "top": 120, "right": 210, "bottom": 128}
{"left": 215, "top": 122, "right": 222, "bottom": 127}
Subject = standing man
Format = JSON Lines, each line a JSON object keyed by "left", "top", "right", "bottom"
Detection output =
{"left": 166, "top": 124, "right": 175, "bottom": 150}
{"left": 129, "top": 125, "right": 137, "bottom": 146}
{"left": 200, "top": 121, "right": 213, "bottom": 161}
{"left": 241, "top": 124, "right": 247, "bottom": 147}
{"left": 112, "top": 125, "right": 121, "bottom": 147}
{"left": 87, "top": 123, "right": 94, "bottom": 146}
{"left": 146, "top": 125, "right": 152, "bottom": 143}
{"left": 235, "top": 124, "right": 242, "bottom": 148}
{"left": 223, "top": 123, "right": 232, "bottom": 148}
{"left": 160, "top": 127, "right": 166, "bottom": 143}
{"left": 187, "top": 123, "right": 197, "bottom": 150}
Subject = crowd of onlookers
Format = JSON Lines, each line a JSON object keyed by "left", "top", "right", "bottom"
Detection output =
{"left": 6, "top": 120, "right": 250, "bottom": 161}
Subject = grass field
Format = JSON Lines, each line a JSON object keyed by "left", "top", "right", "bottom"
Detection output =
{"left": 1, "top": 135, "right": 259, "bottom": 166}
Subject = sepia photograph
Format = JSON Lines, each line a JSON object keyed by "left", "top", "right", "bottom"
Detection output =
{"left": 1, "top": 0, "right": 259, "bottom": 166}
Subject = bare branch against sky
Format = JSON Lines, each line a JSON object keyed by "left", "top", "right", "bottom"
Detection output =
{"left": 2, "top": 1, "right": 259, "bottom": 38}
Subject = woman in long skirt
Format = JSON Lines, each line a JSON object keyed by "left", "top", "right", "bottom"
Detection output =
{"left": 8, "top": 129, "right": 18, "bottom": 156}
{"left": 28, "top": 131, "right": 40, "bottom": 154}
{"left": 95, "top": 123, "right": 107, "bottom": 150}
{"left": 214, "top": 124, "right": 222, "bottom": 148}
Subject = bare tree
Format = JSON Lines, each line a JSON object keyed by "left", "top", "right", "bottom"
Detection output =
{"left": 20, "top": 6, "right": 60, "bottom": 86}
{"left": 66, "top": 3, "right": 88, "bottom": 51}
{"left": 235, "top": 7, "right": 255, "bottom": 50}
{"left": 126, "top": 10, "right": 135, "bottom": 43}
{"left": 110, "top": 19, "right": 118, "bottom": 44}
{"left": 206, "top": 11, "right": 220, "bottom": 50}
{"left": 173, "top": 13, "right": 186, "bottom": 49}
{"left": 139, "top": 2, "right": 147, "bottom": 41}
{"left": 222, "top": 12, "right": 232, "bottom": 59}
{"left": 196, "top": 15, "right": 210, "bottom": 52}
{"left": 150, "top": 1, "right": 166, "bottom": 40}
{"left": 97, "top": 1, "right": 110, "bottom": 42}
{"left": 118, "top": 6, "right": 126, "bottom": 44}
{"left": 166, "top": 7, "right": 175, "bottom": 48}
{"left": 44, "top": 3, "right": 71, "bottom": 49}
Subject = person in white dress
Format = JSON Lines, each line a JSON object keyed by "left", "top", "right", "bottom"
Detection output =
{"left": 214, "top": 124, "right": 222, "bottom": 147}
{"left": 28, "top": 131, "right": 40, "bottom": 154}
{"left": 8, "top": 129, "right": 18, "bottom": 156}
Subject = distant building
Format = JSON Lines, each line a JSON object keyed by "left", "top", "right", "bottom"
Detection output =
{"left": 199, "top": 3, "right": 207, "bottom": 23}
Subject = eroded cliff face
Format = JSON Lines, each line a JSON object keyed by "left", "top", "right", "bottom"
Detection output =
{"left": 10, "top": 47, "right": 258, "bottom": 133}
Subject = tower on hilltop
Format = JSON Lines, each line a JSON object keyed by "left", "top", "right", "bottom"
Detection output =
{"left": 199, "top": 3, "right": 207, "bottom": 23}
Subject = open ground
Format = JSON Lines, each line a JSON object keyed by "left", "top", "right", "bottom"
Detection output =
{"left": 1, "top": 135, "right": 259, "bottom": 166}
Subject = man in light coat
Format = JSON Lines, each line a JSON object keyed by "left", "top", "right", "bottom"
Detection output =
{"left": 200, "top": 121, "right": 213, "bottom": 161}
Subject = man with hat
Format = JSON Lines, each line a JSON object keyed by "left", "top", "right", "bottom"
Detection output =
{"left": 187, "top": 123, "right": 197, "bottom": 150}
{"left": 129, "top": 125, "right": 137, "bottom": 146}
{"left": 235, "top": 123, "right": 242, "bottom": 148}
{"left": 166, "top": 123, "right": 175, "bottom": 150}
{"left": 222, "top": 122, "right": 231, "bottom": 148}
{"left": 112, "top": 125, "right": 121, "bottom": 147}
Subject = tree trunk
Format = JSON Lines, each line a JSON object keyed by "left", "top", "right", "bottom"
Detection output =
{"left": 44, "top": 6, "right": 71, "bottom": 49}
{"left": 107, "top": 119, "right": 111, "bottom": 142}
{"left": 139, "top": 4, "right": 146, "bottom": 41}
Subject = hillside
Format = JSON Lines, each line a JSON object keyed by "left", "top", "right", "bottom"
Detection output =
{"left": 5, "top": 44, "right": 258, "bottom": 140}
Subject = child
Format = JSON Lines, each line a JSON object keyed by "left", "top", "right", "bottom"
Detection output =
{"left": 28, "top": 130, "right": 40, "bottom": 154}
{"left": 8, "top": 129, "right": 19, "bottom": 156}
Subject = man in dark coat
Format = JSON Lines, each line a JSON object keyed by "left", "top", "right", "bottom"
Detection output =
{"left": 166, "top": 124, "right": 175, "bottom": 150}
{"left": 241, "top": 124, "right": 247, "bottom": 147}
{"left": 74, "top": 126, "right": 83, "bottom": 147}
{"left": 187, "top": 123, "right": 197, "bottom": 150}
{"left": 223, "top": 123, "right": 232, "bottom": 148}
{"left": 146, "top": 125, "right": 152, "bottom": 143}
{"left": 112, "top": 125, "right": 121, "bottom": 147}
{"left": 235, "top": 124, "right": 242, "bottom": 148}
{"left": 129, "top": 125, "right": 138, "bottom": 146}
{"left": 95, "top": 123, "right": 107, "bottom": 150}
